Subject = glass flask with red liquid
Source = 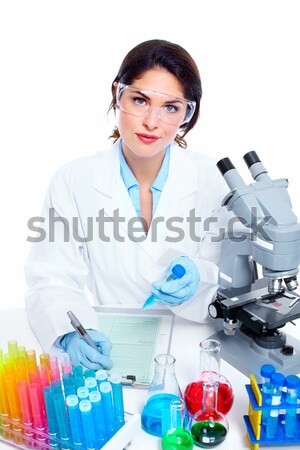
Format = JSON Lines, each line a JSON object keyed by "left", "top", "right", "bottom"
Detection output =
{"left": 184, "top": 339, "right": 234, "bottom": 415}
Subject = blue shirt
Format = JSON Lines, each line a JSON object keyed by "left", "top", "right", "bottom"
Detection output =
{"left": 119, "top": 143, "right": 170, "bottom": 218}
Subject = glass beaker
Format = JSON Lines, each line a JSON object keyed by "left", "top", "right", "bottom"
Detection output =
{"left": 141, "top": 354, "right": 182, "bottom": 437}
{"left": 162, "top": 398, "right": 193, "bottom": 450}
{"left": 190, "top": 381, "right": 228, "bottom": 448}
{"left": 184, "top": 339, "right": 233, "bottom": 415}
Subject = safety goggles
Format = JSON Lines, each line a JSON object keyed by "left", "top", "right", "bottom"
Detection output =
{"left": 116, "top": 83, "right": 196, "bottom": 126}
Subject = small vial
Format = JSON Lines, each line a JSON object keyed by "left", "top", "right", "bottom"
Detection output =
{"left": 285, "top": 375, "right": 300, "bottom": 438}
{"left": 260, "top": 364, "right": 275, "bottom": 425}
{"left": 66, "top": 395, "right": 85, "bottom": 449}
{"left": 100, "top": 382, "right": 115, "bottom": 436}
{"left": 266, "top": 372, "right": 285, "bottom": 439}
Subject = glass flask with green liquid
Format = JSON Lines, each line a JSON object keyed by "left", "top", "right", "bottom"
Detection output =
{"left": 190, "top": 381, "right": 228, "bottom": 448}
{"left": 141, "top": 354, "right": 183, "bottom": 437}
{"left": 162, "top": 399, "right": 193, "bottom": 450}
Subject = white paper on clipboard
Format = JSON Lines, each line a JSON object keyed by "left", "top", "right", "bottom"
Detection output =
{"left": 94, "top": 305, "right": 174, "bottom": 387}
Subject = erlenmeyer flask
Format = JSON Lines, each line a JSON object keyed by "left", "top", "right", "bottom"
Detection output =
{"left": 162, "top": 398, "right": 193, "bottom": 450}
{"left": 190, "top": 381, "right": 228, "bottom": 448}
{"left": 184, "top": 339, "right": 233, "bottom": 415}
{"left": 141, "top": 354, "right": 182, "bottom": 437}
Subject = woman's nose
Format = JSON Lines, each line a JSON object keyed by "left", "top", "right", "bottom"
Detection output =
{"left": 142, "top": 106, "right": 160, "bottom": 129}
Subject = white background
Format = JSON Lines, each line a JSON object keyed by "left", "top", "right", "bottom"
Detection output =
{"left": 0, "top": 0, "right": 299, "bottom": 308}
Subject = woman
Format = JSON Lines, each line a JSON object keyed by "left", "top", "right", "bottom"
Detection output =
{"left": 25, "top": 39, "right": 231, "bottom": 370}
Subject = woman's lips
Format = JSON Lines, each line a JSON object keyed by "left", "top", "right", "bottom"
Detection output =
{"left": 136, "top": 133, "right": 160, "bottom": 144}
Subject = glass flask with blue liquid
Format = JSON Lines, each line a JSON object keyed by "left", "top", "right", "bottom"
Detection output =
{"left": 141, "top": 354, "right": 183, "bottom": 437}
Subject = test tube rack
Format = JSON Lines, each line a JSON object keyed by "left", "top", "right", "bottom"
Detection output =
{"left": 244, "top": 374, "right": 300, "bottom": 450}
{"left": 0, "top": 411, "right": 140, "bottom": 450}
{"left": 0, "top": 340, "right": 140, "bottom": 450}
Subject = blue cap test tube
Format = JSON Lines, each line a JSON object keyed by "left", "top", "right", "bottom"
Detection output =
{"left": 85, "top": 377, "right": 98, "bottom": 393}
{"left": 66, "top": 394, "right": 85, "bottom": 449}
{"left": 110, "top": 373, "right": 125, "bottom": 428}
{"left": 95, "top": 369, "right": 108, "bottom": 388}
{"left": 77, "top": 386, "right": 90, "bottom": 401}
{"left": 89, "top": 390, "right": 108, "bottom": 445}
{"left": 79, "top": 399, "right": 97, "bottom": 450}
{"left": 260, "top": 364, "right": 275, "bottom": 425}
{"left": 100, "top": 381, "right": 115, "bottom": 436}
{"left": 265, "top": 372, "right": 285, "bottom": 439}
{"left": 284, "top": 374, "right": 300, "bottom": 438}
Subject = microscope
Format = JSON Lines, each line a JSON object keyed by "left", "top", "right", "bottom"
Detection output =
{"left": 208, "top": 151, "right": 300, "bottom": 378}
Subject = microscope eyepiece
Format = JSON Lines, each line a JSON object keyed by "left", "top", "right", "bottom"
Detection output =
{"left": 243, "top": 151, "right": 261, "bottom": 168}
{"left": 217, "top": 157, "right": 235, "bottom": 176}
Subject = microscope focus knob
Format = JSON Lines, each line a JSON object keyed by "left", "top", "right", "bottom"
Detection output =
{"left": 208, "top": 301, "right": 223, "bottom": 319}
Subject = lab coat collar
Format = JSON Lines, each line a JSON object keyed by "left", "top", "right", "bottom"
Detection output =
{"left": 91, "top": 139, "right": 199, "bottom": 246}
{"left": 92, "top": 139, "right": 198, "bottom": 201}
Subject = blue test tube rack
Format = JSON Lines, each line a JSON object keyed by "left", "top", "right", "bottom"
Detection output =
{"left": 244, "top": 373, "right": 300, "bottom": 450}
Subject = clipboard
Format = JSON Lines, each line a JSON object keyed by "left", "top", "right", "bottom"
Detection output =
{"left": 94, "top": 305, "right": 175, "bottom": 389}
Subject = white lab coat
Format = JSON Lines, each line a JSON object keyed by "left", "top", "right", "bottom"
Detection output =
{"left": 25, "top": 140, "right": 232, "bottom": 352}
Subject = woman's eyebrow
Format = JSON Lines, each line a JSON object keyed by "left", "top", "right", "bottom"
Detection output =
{"left": 132, "top": 88, "right": 185, "bottom": 104}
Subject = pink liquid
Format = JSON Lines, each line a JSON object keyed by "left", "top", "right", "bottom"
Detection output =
{"left": 184, "top": 379, "right": 234, "bottom": 415}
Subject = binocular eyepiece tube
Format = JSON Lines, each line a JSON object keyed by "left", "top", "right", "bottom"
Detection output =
{"left": 217, "top": 151, "right": 269, "bottom": 187}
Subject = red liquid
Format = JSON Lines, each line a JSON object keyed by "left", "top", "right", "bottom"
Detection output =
{"left": 184, "top": 380, "right": 234, "bottom": 415}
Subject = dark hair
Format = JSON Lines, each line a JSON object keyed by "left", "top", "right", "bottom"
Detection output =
{"left": 109, "top": 39, "right": 202, "bottom": 148}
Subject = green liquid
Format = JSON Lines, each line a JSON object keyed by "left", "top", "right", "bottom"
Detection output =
{"left": 191, "top": 421, "right": 227, "bottom": 448}
{"left": 162, "top": 428, "right": 194, "bottom": 450}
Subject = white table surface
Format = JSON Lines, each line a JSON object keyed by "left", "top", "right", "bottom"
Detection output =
{"left": 0, "top": 307, "right": 299, "bottom": 450}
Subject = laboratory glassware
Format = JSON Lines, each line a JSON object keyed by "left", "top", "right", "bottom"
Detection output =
{"left": 141, "top": 353, "right": 182, "bottom": 437}
{"left": 184, "top": 339, "right": 233, "bottom": 415}
{"left": 190, "top": 381, "right": 228, "bottom": 448}
{"left": 260, "top": 363, "right": 275, "bottom": 425}
{"left": 284, "top": 374, "right": 300, "bottom": 438}
{"left": 265, "top": 372, "right": 285, "bottom": 439}
{"left": 162, "top": 398, "right": 193, "bottom": 450}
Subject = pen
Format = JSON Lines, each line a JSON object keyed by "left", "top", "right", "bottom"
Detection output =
{"left": 67, "top": 311, "right": 100, "bottom": 353}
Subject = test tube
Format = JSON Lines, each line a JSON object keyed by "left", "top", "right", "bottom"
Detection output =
{"left": 28, "top": 382, "right": 46, "bottom": 430}
{"left": 43, "top": 386, "right": 59, "bottom": 442}
{"left": 27, "top": 350, "right": 38, "bottom": 373}
{"left": 89, "top": 390, "right": 108, "bottom": 444}
{"left": 85, "top": 377, "right": 98, "bottom": 392}
{"left": 260, "top": 364, "right": 275, "bottom": 425}
{"left": 110, "top": 373, "right": 125, "bottom": 428}
{"left": 17, "top": 380, "right": 35, "bottom": 447}
{"left": 84, "top": 369, "right": 96, "bottom": 379}
{"left": 266, "top": 372, "right": 285, "bottom": 438}
{"left": 66, "top": 395, "right": 85, "bottom": 449}
{"left": 73, "top": 366, "right": 85, "bottom": 390}
{"left": 50, "top": 355, "right": 61, "bottom": 381}
{"left": 63, "top": 373, "right": 76, "bottom": 396}
{"left": 8, "top": 340, "right": 18, "bottom": 361}
{"left": 0, "top": 371, "right": 12, "bottom": 438}
{"left": 284, "top": 374, "right": 300, "bottom": 437}
{"left": 53, "top": 393, "right": 72, "bottom": 449}
{"left": 95, "top": 369, "right": 108, "bottom": 388}
{"left": 51, "top": 379, "right": 63, "bottom": 396}
{"left": 77, "top": 386, "right": 90, "bottom": 401}
{"left": 61, "top": 353, "right": 73, "bottom": 375}
{"left": 79, "top": 399, "right": 97, "bottom": 450}
{"left": 100, "top": 381, "right": 115, "bottom": 436}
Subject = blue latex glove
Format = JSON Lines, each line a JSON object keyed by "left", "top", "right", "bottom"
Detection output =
{"left": 151, "top": 256, "right": 200, "bottom": 306}
{"left": 60, "top": 330, "right": 113, "bottom": 370}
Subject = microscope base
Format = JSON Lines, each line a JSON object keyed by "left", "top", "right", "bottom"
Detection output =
{"left": 208, "top": 328, "right": 300, "bottom": 379}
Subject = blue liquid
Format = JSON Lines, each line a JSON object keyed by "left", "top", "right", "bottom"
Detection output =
{"left": 141, "top": 393, "right": 180, "bottom": 437}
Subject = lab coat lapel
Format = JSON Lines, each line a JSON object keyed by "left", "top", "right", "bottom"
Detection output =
{"left": 146, "top": 145, "right": 199, "bottom": 243}
{"left": 91, "top": 141, "right": 141, "bottom": 236}
{"left": 91, "top": 141, "right": 199, "bottom": 253}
